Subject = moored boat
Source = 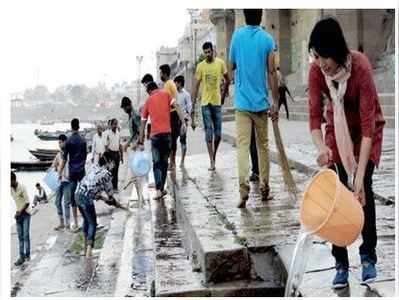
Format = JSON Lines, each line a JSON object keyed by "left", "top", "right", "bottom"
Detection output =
{"left": 11, "top": 160, "right": 52, "bottom": 171}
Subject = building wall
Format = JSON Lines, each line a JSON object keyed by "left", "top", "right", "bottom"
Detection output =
{"left": 156, "top": 46, "right": 178, "bottom": 80}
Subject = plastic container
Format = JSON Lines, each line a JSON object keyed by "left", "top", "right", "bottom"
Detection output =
{"left": 300, "top": 169, "right": 364, "bottom": 247}
{"left": 43, "top": 170, "right": 61, "bottom": 192}
{"left": 129, "top": 151, "right": 151, "bottom": 177}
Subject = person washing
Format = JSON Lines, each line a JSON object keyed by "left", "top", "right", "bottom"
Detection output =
{"left": 307, "top": 17, "right": 385, "bottom": 288}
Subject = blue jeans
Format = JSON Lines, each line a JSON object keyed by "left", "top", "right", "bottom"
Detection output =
{"left": 55, "top": 181, "right": 71, "bottom": 220}
{"left": 201, "top": 104, "right": 222, "bottom": 143}
{"left": 151, "top": 133, "right": 171, "bottom": 191}
{"left": 16, "top": 212, "right": 31, "bottom": 258}
{"left": 76, "top": 193, "right": 97, "bottom": 247}
{"left": 69, "top": 170, "right": 85, "bottom": 208}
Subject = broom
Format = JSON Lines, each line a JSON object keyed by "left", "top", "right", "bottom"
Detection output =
{"left": 272, "top": 119, "right": 299, "bottom": 204}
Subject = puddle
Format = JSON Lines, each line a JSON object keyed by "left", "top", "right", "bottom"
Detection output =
{"left": 284, "top": 229, "right": 313, "bottom": 297}
{"left": 45, "top": 235, "right": 57, "bottom": 250}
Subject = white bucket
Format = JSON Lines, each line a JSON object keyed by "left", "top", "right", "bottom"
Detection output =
{"left": 128, "top": 151, "right": 151, "bottom": 177}
{"left": 43, "top": 170, "right": 60, "bottom": 192}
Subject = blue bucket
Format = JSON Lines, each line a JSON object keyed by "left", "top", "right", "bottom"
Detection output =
{"left": 43, "top": 171, "right": 60, "bottom": 192}
{"left": 129, "top": 151, "right": 151, "bottom": 177}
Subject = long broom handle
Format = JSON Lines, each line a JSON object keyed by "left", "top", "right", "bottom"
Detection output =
{"left": 272, "top": 119, "right": 299, "bottom": 202}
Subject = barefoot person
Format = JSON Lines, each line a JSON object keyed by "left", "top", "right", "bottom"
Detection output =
{"left": 174, "top": 75, "right": 192, "bottom": 168}
{"left": 277, "top": 67, "right": 295, "bottom": 119}
{"left": 120, "top": 96, "right": 144, "bottom": 201}
{"left": 51, "top": 134, "right": 71, "bottom": 231}
{"left": 104, "top": 118, "right": 123, "bottom": 192}
{"left": 308, "top": 17, "right": 385, "bottom": 288}
{"left": 91, "top": 124, "right": 105, "bottom": 165}
{"left": 58, "top": 118, "right": 87, "bottom": 232}
{"left": 192, "top": 42, "right": 230, "bottom": 171}
{"left": 159, "top": 64, "right": 180, "bottom": 170}
{"left": 32, "top": 183, "right": 47, "bottom": 207}
{"left": 75, "top": 151, "right": 125, "bottom": 258}
{"left": 138, "top": 81, "right": 187, "bottom": 200}
{"left": 229, "top": 9, "right": 279, "bottom": 207}
{"left": 11, "top": 171, "right": 32, "bottom": 266}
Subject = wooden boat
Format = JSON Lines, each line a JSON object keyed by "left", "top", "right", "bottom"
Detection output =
{"left": 11, "top": 161, "right": 52, "bottom": 171}
{"left": 29, "top": 149, "right": 58, "bottom": 161}
{"left": 35, "top": 148, "right": 59, "bottom": 155}
{"left": 37, "top": 132, "right": 61, "bottom": 141}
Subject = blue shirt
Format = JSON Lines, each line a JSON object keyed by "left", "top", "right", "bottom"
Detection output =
{"left": 229, "top": 25, "right": 275, "bottom": 112}
{"left": 63, "top": 132, "right": 87, "bottom": 175}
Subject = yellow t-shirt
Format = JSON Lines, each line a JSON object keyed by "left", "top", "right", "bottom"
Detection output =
{"left": 195, "top": 57, "right": 227, "bottom": 106}
{"left": 164, "top": 79, "right": 178, "bottom": 112}
{"left": 11, "top": 183, "right": 32, "bottom": 214}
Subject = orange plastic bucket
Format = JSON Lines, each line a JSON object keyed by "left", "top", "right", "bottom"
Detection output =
{"left": 300, "top": 169, "right": 364, "bottom": 247}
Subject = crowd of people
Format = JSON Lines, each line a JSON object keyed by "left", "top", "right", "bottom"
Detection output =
{"left": 11, "top": 9, "right": 385, "bottom": 288}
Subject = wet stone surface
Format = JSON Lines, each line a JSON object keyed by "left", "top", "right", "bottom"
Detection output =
{"left": 179, "top": 151, "right": 309, "bottom": 250}
{"left": 174, "top": 148, "right": 395, "bottom": 297}
{"left": 222, "top": 119, "right": 396, "bottom": 203}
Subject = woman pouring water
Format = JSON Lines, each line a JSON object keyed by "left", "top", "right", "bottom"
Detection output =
{"left": 75, "top": 151, "right": 126, "bottom": 258}
{"left": 307, "top": 17, "right": 385, "bottom": 288}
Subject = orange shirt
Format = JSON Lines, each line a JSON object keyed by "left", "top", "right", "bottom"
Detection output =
{"left": 142, "top": 89, "right": 175, "bottom": 137}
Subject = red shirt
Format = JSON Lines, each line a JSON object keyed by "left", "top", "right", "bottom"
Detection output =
{"left": 142, "top": 89, "right": 175, "bottom": 137}
{"left": 308, "top": 51, "right": 385, "bottom": 167}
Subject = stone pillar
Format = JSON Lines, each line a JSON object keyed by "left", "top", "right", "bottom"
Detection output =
{"left": 209, "top": 9, "right": 235, "bottom": 71}
{"left": 235, "top": 9, "right": 245, "bottom": 28}
{"left": 334, "top": 10, "right": 361, "bottom": 51}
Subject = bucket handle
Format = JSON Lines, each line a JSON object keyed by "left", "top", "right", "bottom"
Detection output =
{"left": 330, "top": 163, "right": 354, "bottom": 192}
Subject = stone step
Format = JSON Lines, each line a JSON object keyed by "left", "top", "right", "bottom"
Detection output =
{"left": 287, "top": 112, "right": 395, "bottom": 129}
{"left": 150, "top": 185, "right": 284, "bottom": 297}
{"left": 286, "top": 104, "right": 395, "bottom": 117}
{"left": 113, "top": 180, "right": 154, "bottom": 297}
{"left": 290, "top": 93, "right": 395, "bottom": 106}
{"left": 222, "top": 114, "right": 235, "bottom": 122}
{"left": 222, "top": 107, "right": 235, "bottom": 115}
{"left": 276, "top": 230, "right": 395, "bottom": 297}
{"left": 177, "top": 151, "right": 395, "bottom": 297}
{"left": 174, "top": 180, "right": 251, "bottom": 283}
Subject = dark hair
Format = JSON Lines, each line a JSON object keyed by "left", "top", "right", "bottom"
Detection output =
{"left": 202, "top": 42, "right": 213, "bottom": 51}
{"left": 146, "top": 81, "right": 158, "bottom": 93}
{"left": 141, "top": 73, "right": 154, "bottom": 84}
{"left": 159, "top": 64, "right": 171, "bottom": 77}
{"left": 243, "top": 9, "right": 263, "bottom": 26}
{"left": 174, "top": 75, "right": 185, "bottom": 87}
{"left": 11, "top": 171, "right": 16, "bottom": 182}
{"left": 308, "top": 17, "right": 350, "bottom": 67}
{"left": 36, "top": 183, "right": 41, "bottom": 187}
{"left": 111, "top": 118, "right": 118, "bottom": 125}
{"left": 71, "top": 118, "right": 79, "bottom": 131}
{"left": 58, "top": 134, "right": 67, "bottom": 141}
{"left": 120, "top": 96, "right": 131, "bottom": 108}
{"left": 98, "top": 151, "right": 112, "bottom": 167}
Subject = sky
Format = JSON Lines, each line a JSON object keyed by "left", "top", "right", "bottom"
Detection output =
{"left": 0, "top": 0, "right": 191, "bottom": 98}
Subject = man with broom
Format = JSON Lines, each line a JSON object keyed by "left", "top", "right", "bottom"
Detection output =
{"left": 229, "top": 9, "right": 280, "bottom": 208}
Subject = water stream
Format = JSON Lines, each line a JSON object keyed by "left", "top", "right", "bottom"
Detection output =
{"left": 284, "top": 229, "right": 313, "bottom": 297}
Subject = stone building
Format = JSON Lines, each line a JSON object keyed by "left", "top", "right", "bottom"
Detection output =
{"left": 209, "top": 9, "right": 395, "bottom": 127}
{"left": 211, "top": 9, "right": 394, "bottom": 87}
{"left": 155, "top": 46, "right": 179, "bottom": 80}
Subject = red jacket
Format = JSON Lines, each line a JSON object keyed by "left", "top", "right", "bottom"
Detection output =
{"left": 308, "top": 51, "right": 385, "bottom": 167}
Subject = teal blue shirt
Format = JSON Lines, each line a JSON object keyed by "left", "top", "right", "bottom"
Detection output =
{"left": 229, "top": 25, "right": 275, "bottom": 112}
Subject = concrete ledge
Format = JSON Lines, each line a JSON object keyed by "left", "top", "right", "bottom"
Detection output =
{"left": 85, "top": 207, "right": 130, "bottom": 296}
{"left": 174, "top": 181, "right": 250, "bottom": 283}
{"left": 155, "top": 178, "right": 285, "bottom": 297}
